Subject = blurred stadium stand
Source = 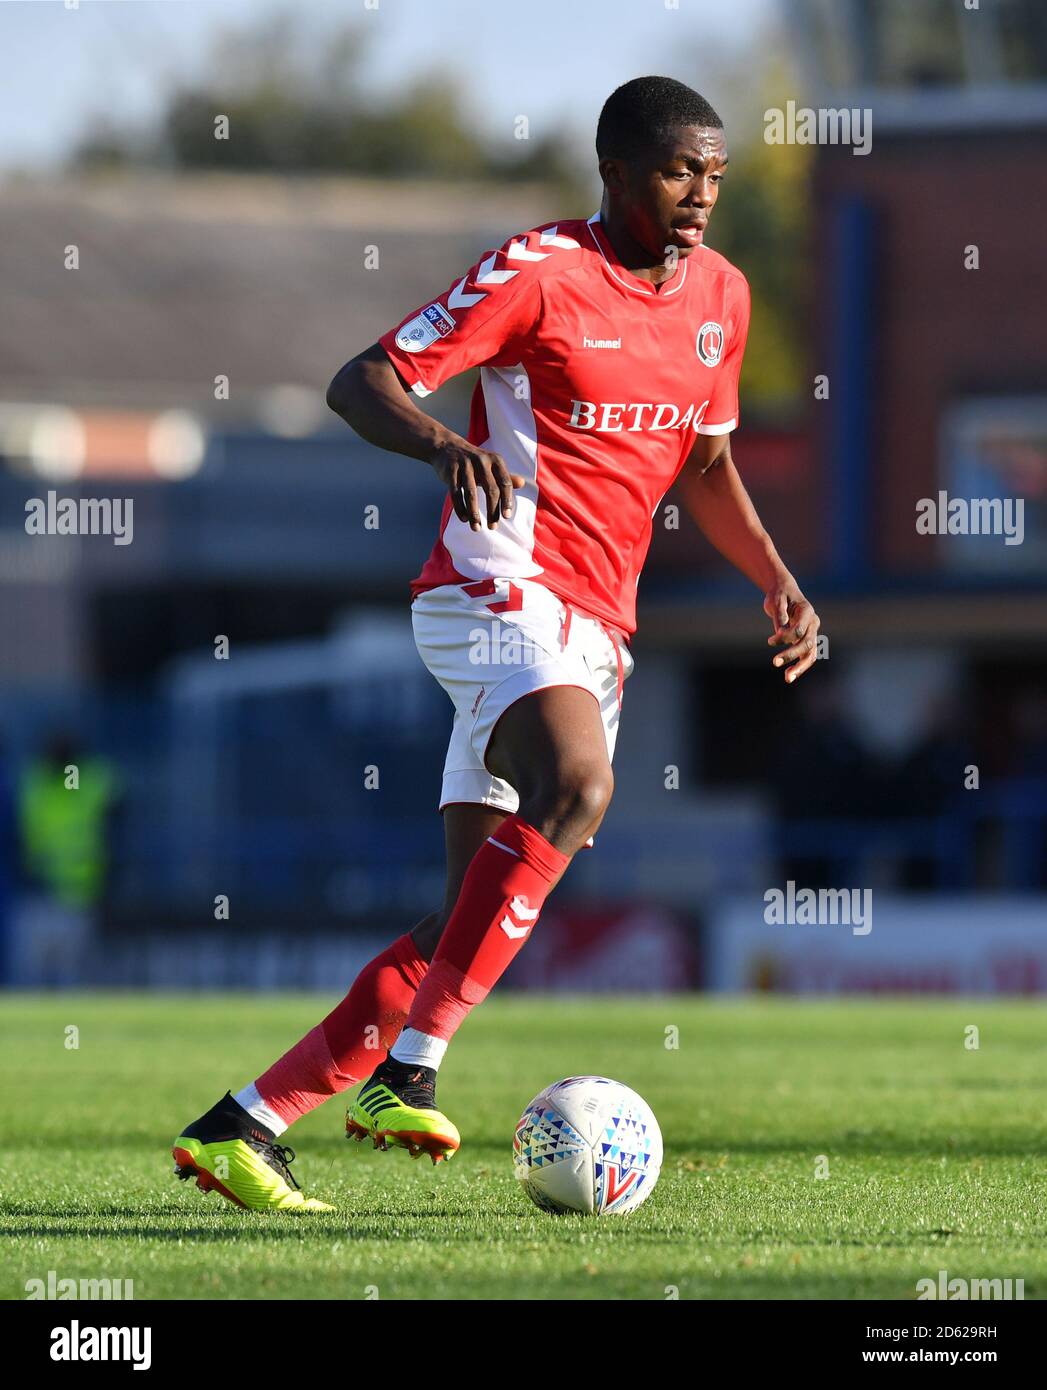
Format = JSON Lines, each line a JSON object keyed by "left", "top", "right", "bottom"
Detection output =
{"left": 1, "top": 0, "right": 1045, "bottom": 988}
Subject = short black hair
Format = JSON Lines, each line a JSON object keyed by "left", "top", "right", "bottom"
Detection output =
{"left": 596, "top": 76, "right": 723, "bottom": 162}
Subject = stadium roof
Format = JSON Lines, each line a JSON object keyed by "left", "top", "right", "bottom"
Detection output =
{"left": 0, "top": 172, "right": 560, "bottom": 413}
{"left": 837, "top": 84, "right": 1047, "bottom": 135}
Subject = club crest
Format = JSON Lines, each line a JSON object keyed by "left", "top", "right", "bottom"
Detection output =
{"left": 696, "top": 320, "right": 724, "bottom": 367}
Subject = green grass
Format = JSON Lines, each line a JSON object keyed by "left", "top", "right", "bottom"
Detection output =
{"left": 1, "top": 994, "right": 1045, "bottom": 1300}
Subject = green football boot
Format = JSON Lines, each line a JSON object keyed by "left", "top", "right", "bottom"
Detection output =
{"left": 346, "top": 1059, "right": 460, "bottom": 1164}
{"left": 172, "top": 1091, "right": 333, "bottom": 1212}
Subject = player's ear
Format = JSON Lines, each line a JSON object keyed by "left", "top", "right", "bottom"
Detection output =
{"left": 598, "top": 157, "right": 627, "bottom": 197}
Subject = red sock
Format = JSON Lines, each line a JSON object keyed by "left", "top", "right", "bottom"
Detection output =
{"left": 395, "top": 815, "right": 569, "bottom": 1051}
{"left": 254, "top": 933, "right": 428, "bottom": 1127}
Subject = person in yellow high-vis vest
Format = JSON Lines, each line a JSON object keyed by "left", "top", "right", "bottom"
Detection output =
{"left": 16, "top": 735, "right": 121, "bottom": 985}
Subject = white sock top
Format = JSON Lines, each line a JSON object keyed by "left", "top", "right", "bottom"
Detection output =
{"left": 389, "top": 1028, "right": 448, "bottom": 1071}
{"left": 233, "top": 1081, "right": 288, "bottom": 1137}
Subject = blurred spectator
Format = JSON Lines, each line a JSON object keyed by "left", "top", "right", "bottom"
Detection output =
{"left": 891, "top": 694, "right": 971, "bottom": 890}
{"left": 0, "top": 735, "right": 15, "bottom": 985}
{"left": 771, "top": 677, "right": 874, "bottom": 887}
{"left": 1011, "top": 689, "right": 1047, "bottom": 778}
{"left": 14, "top": 733, "right": 121, "bottom": 986}
{"left": 1008, "top": 688, "right": 1047, "bottom": 887}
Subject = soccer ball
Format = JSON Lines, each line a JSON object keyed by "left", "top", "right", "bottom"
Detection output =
{"left": 513, "top": 1076, "right": 662, "bottom": 1215}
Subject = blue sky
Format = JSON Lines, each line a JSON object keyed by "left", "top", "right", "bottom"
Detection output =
{"left": 0, "top": 0, "right": 779, "bottom": 171}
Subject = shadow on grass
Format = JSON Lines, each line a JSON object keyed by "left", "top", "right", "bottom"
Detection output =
{"left": 664, "top": 1135, "right": 1047, "bottom": 1159}
{"left": 4, "top": 1223, "right": 306, "bottom": 1242}
{"left": 9, "top": 1129, "right": 1047, "bottom": 1160}
{"left": 0, "top": 1216, "right": 357, "bottom": 1241}
{"left": 7, "top": 1212, "right": 1040, "bottom": 1250}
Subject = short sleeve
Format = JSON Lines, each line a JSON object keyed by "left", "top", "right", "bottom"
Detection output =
{"left": 697, "top": 274, "right": 751, "bottom": 435}
{"left": 379, "top": 232, "right": 543, "bottom": 398}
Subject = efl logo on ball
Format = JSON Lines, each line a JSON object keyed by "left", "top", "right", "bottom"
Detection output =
{"left": 696, "top": 320, "right": 724, "bottom": 367}
{"left": 395, "top": 302, "right": 457, "bottom": 353}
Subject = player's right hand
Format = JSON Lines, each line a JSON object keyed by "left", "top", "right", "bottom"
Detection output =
{"left": 429, "top": 439, "right": 525, "bottom": 531}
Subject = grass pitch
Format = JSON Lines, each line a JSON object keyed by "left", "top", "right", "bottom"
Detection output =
{"left": 1, "top": 994, "right": 1045, "bottom": 1300}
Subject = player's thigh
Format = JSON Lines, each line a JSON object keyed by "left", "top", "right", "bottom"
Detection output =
{"left": 486, "top": 683, "right": 612, "bottom": 808}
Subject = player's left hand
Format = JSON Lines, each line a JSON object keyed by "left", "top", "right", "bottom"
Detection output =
{"left": 763, "top": 578, "right": 821, "bottom": 684}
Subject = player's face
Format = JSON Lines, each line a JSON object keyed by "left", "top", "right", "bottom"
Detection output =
{"left": 624, "top": 125, "right": 728, "bottom": 261}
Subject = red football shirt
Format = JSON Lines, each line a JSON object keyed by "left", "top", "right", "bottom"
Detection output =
{"left": 380, "top": 212, "right": 751, "bottom": 636}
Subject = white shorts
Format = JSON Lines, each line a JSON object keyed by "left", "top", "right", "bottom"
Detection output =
{"left": 412, "top": 577, "right": 635, "bottom": 816}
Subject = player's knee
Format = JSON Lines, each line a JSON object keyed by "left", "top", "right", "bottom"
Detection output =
{"left": 526, "top": 762, "right": 614, "bottom": 847}
{"left": 579, "top": 764, "right": 615, "bottom": 826}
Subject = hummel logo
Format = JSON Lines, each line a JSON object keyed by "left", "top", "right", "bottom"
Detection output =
{"left": 499, "top": 895, "right": 539, "bottom": 940}
{"left": 582, "top": 335, "right": 622, "bottom": 349}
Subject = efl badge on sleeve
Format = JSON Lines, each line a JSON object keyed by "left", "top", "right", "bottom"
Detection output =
{"left": 395, "top": 303, "right": 457, "bottom": 353}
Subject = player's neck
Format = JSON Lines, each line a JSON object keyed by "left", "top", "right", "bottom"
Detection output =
{"left": 597, "top": 203, "right": 677, "bottom": 286}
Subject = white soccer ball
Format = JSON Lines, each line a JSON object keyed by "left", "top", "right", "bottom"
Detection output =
{"left": 513, "top": 1076, "right": 663, "bottom": 1215}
